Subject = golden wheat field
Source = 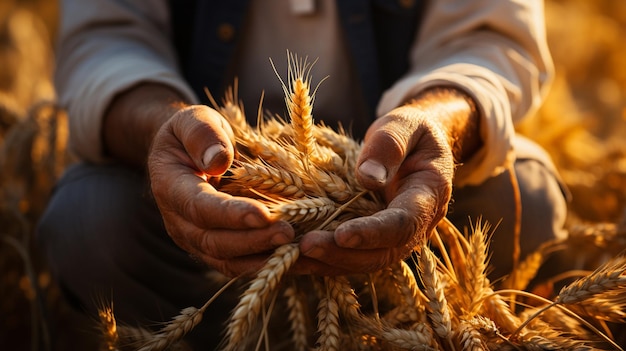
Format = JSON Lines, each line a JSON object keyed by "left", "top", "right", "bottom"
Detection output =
{"left": 1, "top": 0, "right": 626, "bottom": 350}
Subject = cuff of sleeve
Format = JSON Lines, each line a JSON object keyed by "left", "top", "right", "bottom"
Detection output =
{"left": 66, "top": 56, "right": 198, "bottom": 164}
{"left": 376, "top": 63, "right": 516, "bottom": 187}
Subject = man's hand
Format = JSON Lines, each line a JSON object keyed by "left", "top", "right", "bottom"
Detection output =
{"left": 147, "top": 105, "right": 295, "bottom": 277}
{"left": 297, "top": 87, "right": 481, "bottom": 275}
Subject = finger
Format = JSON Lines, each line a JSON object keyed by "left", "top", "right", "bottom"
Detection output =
{"left": 290, "top": 256, "right": 353, "bottom": 276}
{"left": 201, "top": 254, "right": 275, "bottom": 278}
{"left": 299, "top": 230, "right": 403, "bottom": 273}
{"left": 161, "top": 210, "right": 294, "bottom": 272}
{"left": 160, "top": 198, "right": 294, "bottom": 258}
{"left": 356, "top": 110, "right": 419, "bottom": 190}
{"left": 385, "top": 150, "right": 453, "bottom": 234}
{"left": 149, "top": 118, "right": 274, "bottom": 230}
{"left": 156, "top": 167, "right": 275, "bottom": 229}
{"left": 199, "top": 221, "right": 295, "bottom": 260}
{"left": 171, "top": 105, "right": 236, "bottom": 176}
{"left": 333, "top": 208, "right": 417, "bottom": 250}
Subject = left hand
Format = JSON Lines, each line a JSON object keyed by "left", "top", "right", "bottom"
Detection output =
{"left": 296, "top": 103, "right": 454, "bottom": 275}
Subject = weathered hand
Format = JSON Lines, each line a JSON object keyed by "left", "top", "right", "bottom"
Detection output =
{"left": 148, "top": 105, "right": 295, "bottom": 277}
{"left": 297, "top": 103, "right": 455, "bottom": 275}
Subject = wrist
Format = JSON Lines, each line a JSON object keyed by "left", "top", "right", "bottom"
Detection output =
{"left": 103, "top": 83, "right": 190, "bottom": 168}
{"left": 405, "top": 86, "right": 481, "bottom": 164}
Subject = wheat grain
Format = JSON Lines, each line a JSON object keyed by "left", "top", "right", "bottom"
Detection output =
{"left": 375, "top": 323, "right": 435, "bottom": 350}
{"left": 480, "top": 290, "right": 522, "bottom": 336}
{"left": 307, "top": 166, "right": 355, "bottom": 203}
{"left": 310, "top": 143, "right": 345, "bottom": 173}
{"left": 457, "top": 321, "right": 488, "bottom": 351}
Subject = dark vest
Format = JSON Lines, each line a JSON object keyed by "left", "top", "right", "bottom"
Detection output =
{"left": 169, "top": 0, "right": 425, "bottom": 128}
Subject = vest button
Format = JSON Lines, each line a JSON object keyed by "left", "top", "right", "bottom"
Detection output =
{"left": 217, "top": 23, "right": 235, "bottom": 42}
{"left": 398, "top": 0, "right": 415, "bottom": 9}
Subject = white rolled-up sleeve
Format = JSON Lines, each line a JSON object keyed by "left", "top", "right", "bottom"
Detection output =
{"left": 376, "top": 0, "right": 554, "bottom": 187}
{"left": 55, "top": 0, "right": 199, "bottom": 163}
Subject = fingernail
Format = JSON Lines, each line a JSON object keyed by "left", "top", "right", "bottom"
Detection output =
{"left": 243, "top": 213, "right": 265, "bottom": 228}
{"left": 270, "top": 233, "right": 291, "bottom": 246}
{"left": 202, "top": 144, "right": 225, "bottom": 169}
{"left": 343, "top": 234, "right": 361, "bottom": 248}
{"left": 303, "top": 246, "right": 324, "bottom": 259}
{"left": 359, "top": 160, "right": 387, "bottom": 184}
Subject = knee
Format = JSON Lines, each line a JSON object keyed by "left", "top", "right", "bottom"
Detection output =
{"left": 36, "top": 164, "right": 158, "bottom": 306}
{"left": 37, "top": 164, "right": 151, "bottom": 254}
{"left": 515, "top": 158, "right": 569, "bottom": 254}
{"left": 448, "top": 151, "right": 569, "bottom": 280}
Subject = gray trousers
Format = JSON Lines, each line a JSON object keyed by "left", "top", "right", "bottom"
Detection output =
{"left": 36, "top": 135, "right": 568, "bottom": 349}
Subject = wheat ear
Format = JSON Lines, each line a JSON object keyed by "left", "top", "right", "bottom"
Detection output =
{"left": 568, "top": 296, "right": 626, "bottom": 322}
{"left": 98, "top": 305, "right": 119, "bottom": 351}
{"left": 267, "top": 196, "right": 337, "bottom": 223}
{"left": 368, "top": 322, "right": 435, "bottom": 350}
{"left": 223, "top": 243, "right": 299, "bottom": 351}
{"left": 389, "top": 261, "right": 425, "bottom": 324}
{"left": 284, "top": 281, "right": 310, "bottom": 351}
{"left": 463, "top": 221, "right": 491, "bottom": 318}
{"left": 480, "top": 289, "right": 522, "bottom": 336}
{"left": 137, "top": 277, "right": 238, "bottom": 351}
{"left": 315, "top": 293, "right": 341, "bottom": 351}
{"left": 223, "top": 161, "right": 307, "bottom": 199}
{"left": 325, "top": 275, "right": 362, "bottom": 322}
{"left": 556, "top": 255, "right": 626, "bottom": 305}
{"left": 419, "top": 246, "right": 454, "bottom": 342}
{"left": 271, "top": 52, "right": 317, "bottom": 164}
{"left": 456, "top": 321, "right": 488, "bottom": 351}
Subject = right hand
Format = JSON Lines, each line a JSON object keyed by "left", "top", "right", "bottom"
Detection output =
{"left": 147, "top": 105, "right": 295, "bottom": 277}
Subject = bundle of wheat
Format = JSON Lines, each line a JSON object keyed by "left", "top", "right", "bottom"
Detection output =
{"left": 99, "top": 53, "right": 626, "bottom": 351}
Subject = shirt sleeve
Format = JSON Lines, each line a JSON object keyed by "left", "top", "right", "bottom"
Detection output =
{"left": 54, "top": 0, "right": 199, "bottom": 163}
{"left": 376, "top": 0, "right": 554, "bottom": 187}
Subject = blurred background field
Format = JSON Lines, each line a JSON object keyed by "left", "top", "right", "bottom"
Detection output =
{"left": 1, "top": 0, "right": 625, "bottom": 349}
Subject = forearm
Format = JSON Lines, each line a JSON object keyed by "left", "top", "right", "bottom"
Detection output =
{"left": 103, "top": 83, "right": 190, "bottom": 168}
{"left": 407, "top": 87, "right": 482, "bottom": 165}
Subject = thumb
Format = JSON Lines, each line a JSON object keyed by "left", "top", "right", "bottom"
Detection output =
{"left": 171, "top": 105, "right": 236, "bottom": 176}
{"left": 356, "top": 108, "right": 420, "bottom": 190}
